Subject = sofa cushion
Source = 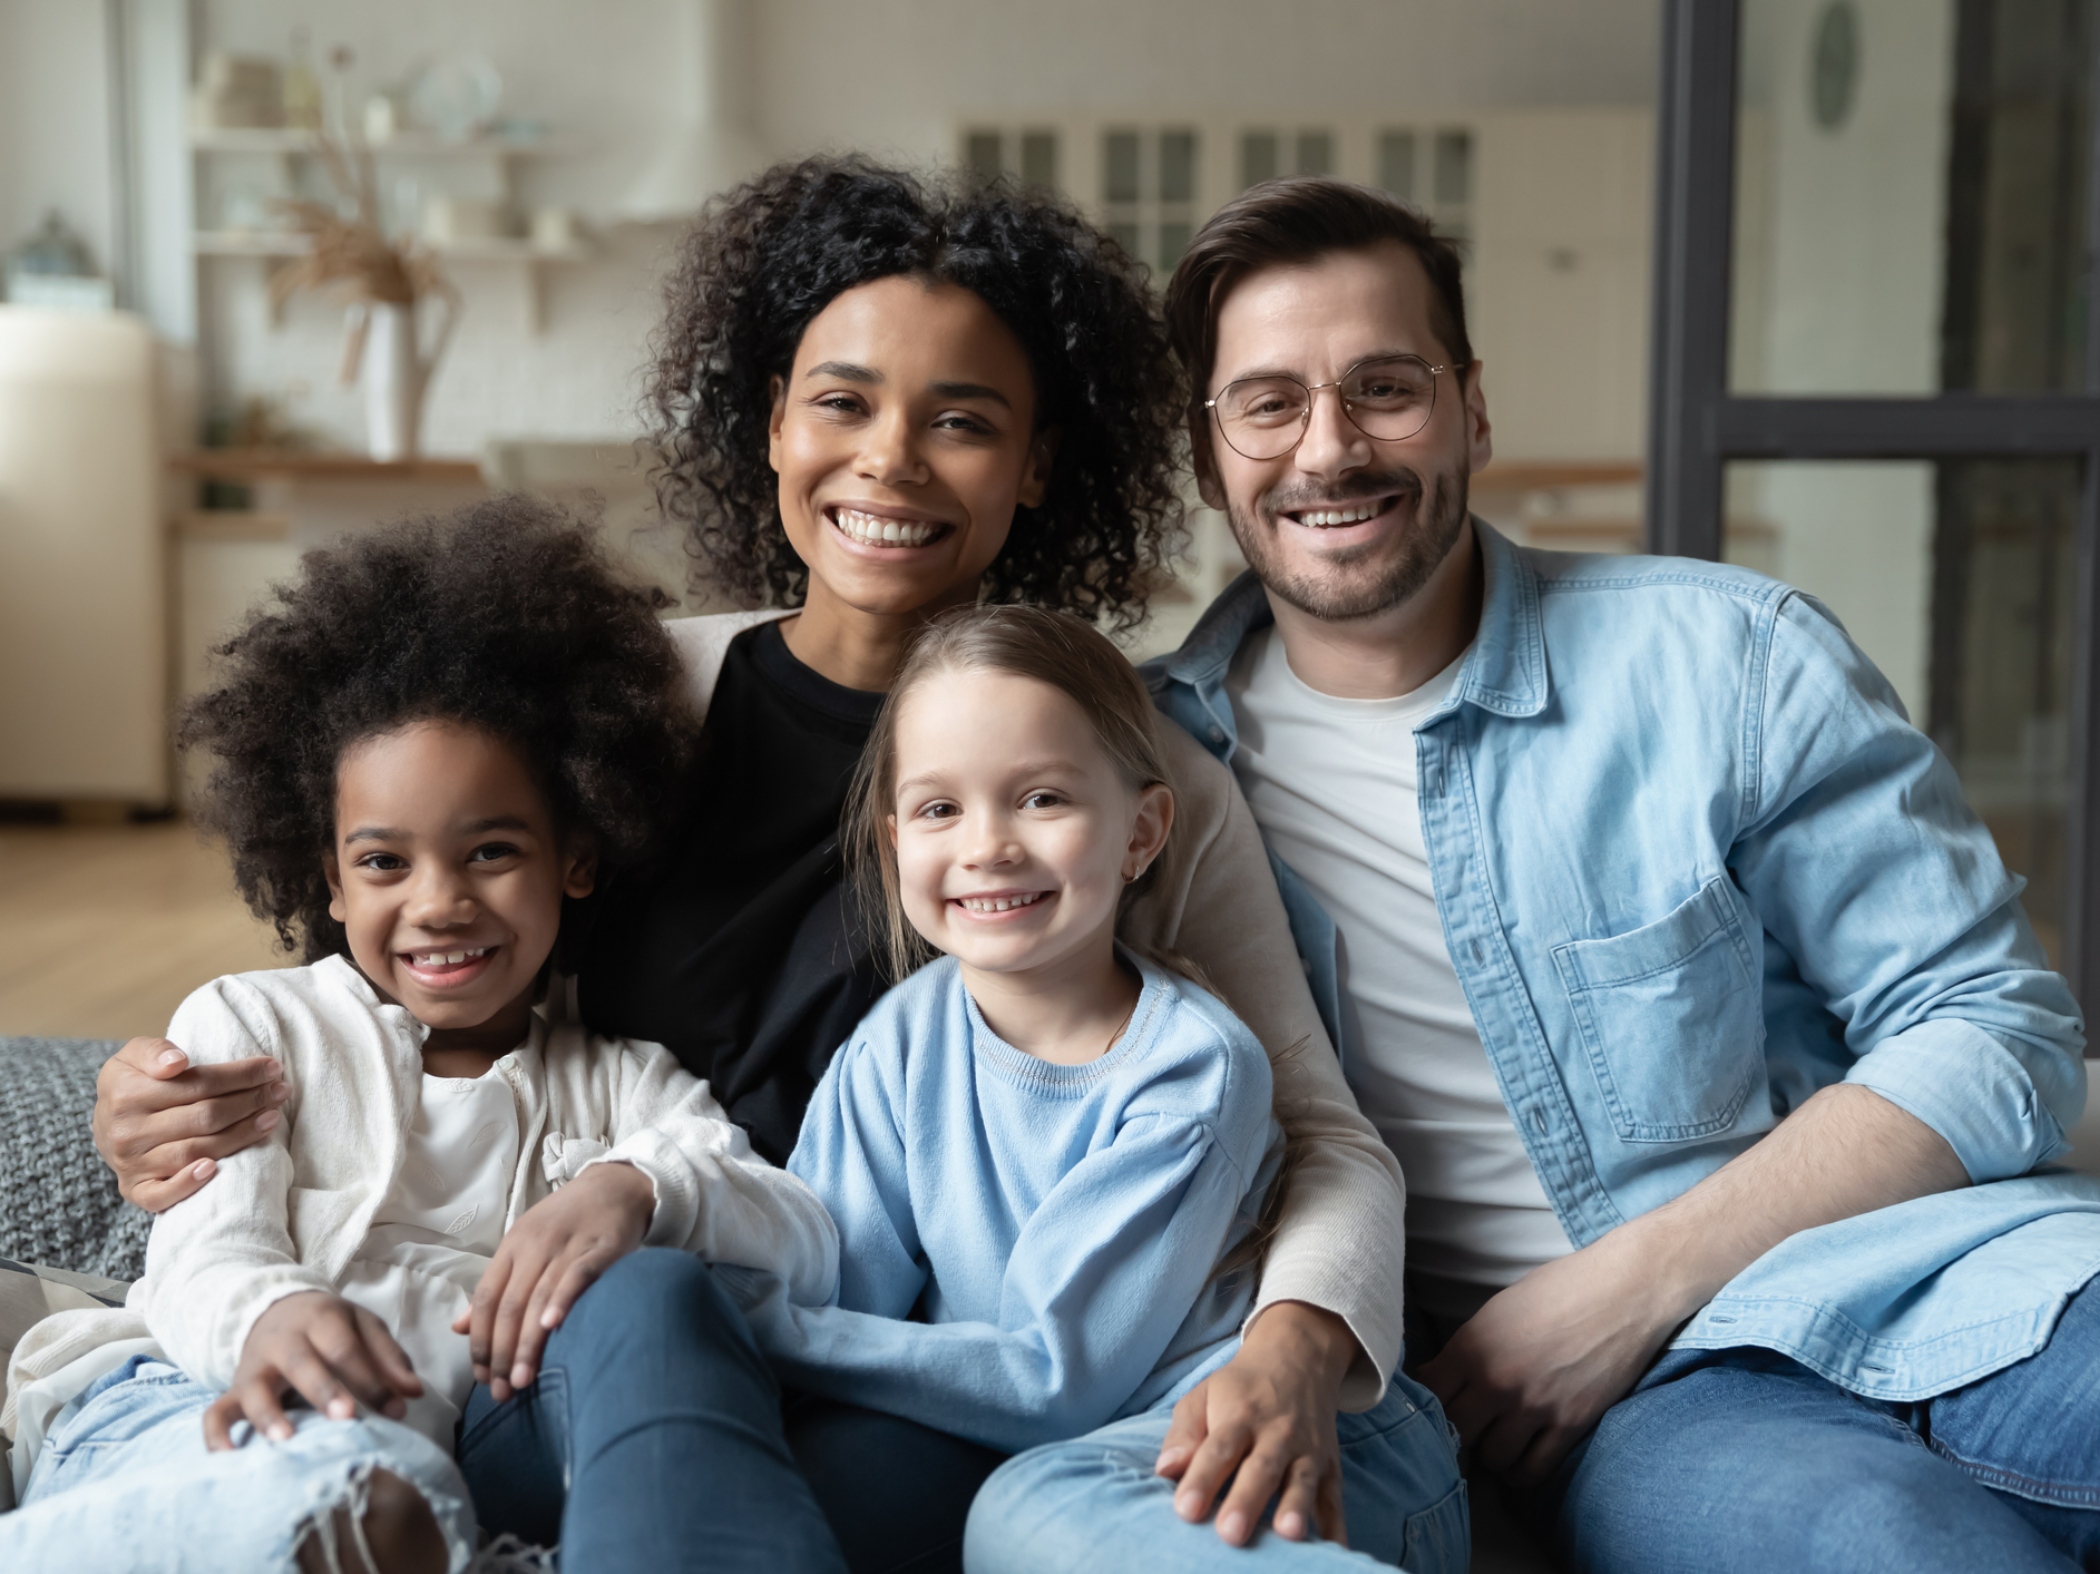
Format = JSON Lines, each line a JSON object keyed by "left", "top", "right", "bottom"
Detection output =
{"left": 0, "top": 1256, "right": 128, "bottom": 1357}
{"left": 0, "top": 1037, "right": 150, "bottom": 1282}
{"left": 0, "top": 1255, "right": 130, "bottom": 1512}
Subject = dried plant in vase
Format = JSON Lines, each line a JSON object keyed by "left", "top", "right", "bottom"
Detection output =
{"left": 268, "top": 136, "right": 461, "bottom": 461}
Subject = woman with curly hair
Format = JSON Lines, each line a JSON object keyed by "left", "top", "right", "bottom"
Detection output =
{"left": 10, "top": 502, "right": 848, "bottom": 1573}
{"left": 93, "top": 158, "right": 1417, "bottom": 1568}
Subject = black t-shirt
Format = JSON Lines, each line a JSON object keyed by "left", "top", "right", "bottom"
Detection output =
{"left": 574, "top": 622, "right": 888, "bottom": 1164}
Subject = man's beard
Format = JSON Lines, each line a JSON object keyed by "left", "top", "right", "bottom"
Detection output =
{"left": 1226, "top": 464, "right": 1469, "bottom": 623}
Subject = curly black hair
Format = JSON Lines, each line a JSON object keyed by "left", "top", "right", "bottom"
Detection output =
{"left": 644, "top": 155, "right": 1188, "bottom": 633}
{"left": 179, "top": 498, "right": 700, "bottom": 962}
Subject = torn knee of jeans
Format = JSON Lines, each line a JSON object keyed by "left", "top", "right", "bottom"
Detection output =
{"left": 293, "top": 1462, "right": 449, "bottom": 1574}
{"left": 292, "top": 1459, "right": 379, "bottom": 1574}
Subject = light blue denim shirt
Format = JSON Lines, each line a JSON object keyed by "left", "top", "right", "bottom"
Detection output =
{"left": 1145, "top": 520, "right": 2099, "bottom": 1402}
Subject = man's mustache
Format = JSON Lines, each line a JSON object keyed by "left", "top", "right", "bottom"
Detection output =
{"left": 1259, "top": 469, "right": 1426, "bottom": 517}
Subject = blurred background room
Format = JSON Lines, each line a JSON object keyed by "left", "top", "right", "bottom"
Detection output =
{"left": 0, "top": 0, "right": 2094, "bottom": 1059}
{"left": 3, "top": 8, "right": 2098, "bottom": 1567}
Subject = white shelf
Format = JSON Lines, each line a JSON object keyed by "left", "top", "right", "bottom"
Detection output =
{"left": 190, "top": 128, "right": 578, "bottom": 159}
{"left": 191, "top": 231, "right": 309, "bottom": 258}
{"left": 428, "top": 238, "right": 592, "bottom": 264}
{"left": 194, "top": 233, "right": 592, "bottom": 332}
{"left": 188, "top": 126, "right": 586, "bottom": 335}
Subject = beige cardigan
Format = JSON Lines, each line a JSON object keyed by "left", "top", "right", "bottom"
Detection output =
{"left": 667, "top": 612, "right": 1407, "bottom": 1405}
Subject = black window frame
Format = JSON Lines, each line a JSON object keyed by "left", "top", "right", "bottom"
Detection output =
{"left": 1645, "top": 0, "right": 2100, "bottom": 1008}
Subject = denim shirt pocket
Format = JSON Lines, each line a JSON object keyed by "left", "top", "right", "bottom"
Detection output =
{"left": 1552, "top": 876, "right": 1765, "bottom": 1143}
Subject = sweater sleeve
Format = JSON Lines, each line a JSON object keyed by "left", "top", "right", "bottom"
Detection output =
{"left": 786, "top": 1035, "right": 928, "bottom": 1319}
{"left": 133, "top": 979, "right": 336, "bottom": 1390}
{"left": 589, "top": 1039, "right": 839, "bottom": 1306}
{"left": 1123, "top": 722, "right": 1406, "bottom": 1407}
{"left": 759, "top": 1107, "right": 1257, "bottom": 1453}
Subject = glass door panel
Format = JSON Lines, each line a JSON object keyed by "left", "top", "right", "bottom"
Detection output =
{"left": 1730, "top": 0, "right": 2093, "bottom": 395}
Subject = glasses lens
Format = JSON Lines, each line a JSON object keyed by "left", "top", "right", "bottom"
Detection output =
{"left": 1215, "top": 376, "right": 1311, "bottom": 460}
{"left": 1341, "top": 356, "right": 1437, "bottom": 440}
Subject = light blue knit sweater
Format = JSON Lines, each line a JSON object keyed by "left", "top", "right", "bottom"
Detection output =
{"left": 747, "top": 951, "right": 1282, "bottom": 1453}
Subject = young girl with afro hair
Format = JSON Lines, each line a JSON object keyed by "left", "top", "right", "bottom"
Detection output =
{"left": 4, "top": 499, "right": 851, "bottom": 1574}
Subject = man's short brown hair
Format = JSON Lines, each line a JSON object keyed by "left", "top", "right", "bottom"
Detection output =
{"left": 1163, "top": 177, "right": 1473, "bottom": 404}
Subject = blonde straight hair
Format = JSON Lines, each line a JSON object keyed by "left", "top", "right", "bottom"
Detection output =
{"left": 844, "top": 603, "right": 1177, "bottom": 983}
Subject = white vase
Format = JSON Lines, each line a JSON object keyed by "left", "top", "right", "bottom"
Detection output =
{"left": 363, "top": 301, "right": 425, "bottom": 462}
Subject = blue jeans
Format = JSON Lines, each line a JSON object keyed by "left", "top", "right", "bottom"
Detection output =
{"left": 962, "top": 1370, "right": 1469, "bottom": 1574}
{"left": 0, "top": 1354, "right": 477, "bottom": 1572}
{"left": 786, "top": 1394, "right": 1008, "bottom": 1574}
{"left": 1548, "top": 1277, "right": 2100, "bottom": 1572}
{"left": 456, "top": 1247, "right": 847, "bottom": 1573}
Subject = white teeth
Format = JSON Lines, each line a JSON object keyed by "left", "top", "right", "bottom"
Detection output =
{"left": 957, "top": 892, "right": 1046, "bottom": 913}
{"left": 833, "top": 508, "right": 943, "bottom": 548}
{"left": 414, "top": 947, "right": 489, "bottom": 967}
{"left": 1296, "top": 502, "right": 1382, "bottom": 527}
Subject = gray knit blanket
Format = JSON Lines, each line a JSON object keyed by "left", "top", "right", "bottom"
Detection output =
{"left": 0, "top": 1037, "right": 151, "bottom": 1282}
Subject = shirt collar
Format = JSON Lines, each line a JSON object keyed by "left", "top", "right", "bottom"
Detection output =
{"left": 1153, "top": 566, "right": 1272, "bottom": 690}
{"left": 1156, "top": 516, "right": 1549, "bottom": 719}
{"left": 1454, "top": 518, "right": 1549, "bottom": 718}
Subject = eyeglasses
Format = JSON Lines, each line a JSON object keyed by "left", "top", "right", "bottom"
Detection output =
{"left": 1204, "top": 354, "right": 1448, "bottom": 462}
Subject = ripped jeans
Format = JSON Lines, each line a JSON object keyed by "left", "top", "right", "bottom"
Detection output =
{"left": 0, "top": 1355, "right": 478, "bottom": 1573}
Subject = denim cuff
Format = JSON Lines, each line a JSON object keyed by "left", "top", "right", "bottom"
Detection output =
{"left": 1847, "top": 1018, "right": 2070, "bottom": 1183}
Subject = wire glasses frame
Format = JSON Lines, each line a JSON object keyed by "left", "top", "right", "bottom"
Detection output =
{"left": 1203, "top": 354, "right": 1449, "bottom": 462}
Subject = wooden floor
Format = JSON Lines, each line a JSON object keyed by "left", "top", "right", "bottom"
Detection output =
{"left": 0, "top": 821, "right": 289, "bottom": 1041}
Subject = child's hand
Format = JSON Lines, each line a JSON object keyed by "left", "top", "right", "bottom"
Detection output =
{"left": 204, "top": 1291, "right": 423, "bottom": 1451}
{"left": 454, "top": 1160, "right": 655, "bottom": 1402}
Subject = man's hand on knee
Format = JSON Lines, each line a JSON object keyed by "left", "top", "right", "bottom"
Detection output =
{"left": 1154, "top": 1301, "right": 1356, "bottom": 1547}
{"left": 1419, "top": 1228, "right": 1681, "bottom": 1485}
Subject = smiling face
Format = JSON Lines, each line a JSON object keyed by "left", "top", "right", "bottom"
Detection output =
{"left": 768, "top": 276, "right": 1054, "bottom": 625}
{"left": 1197, "top": 242, "right": 1493, "bottom": 623}
{"left": 888, "top": 667, "right": 1171, "bottom": 987}
{"left": 324, "top": 719, "right": 594, "bottom": 1048}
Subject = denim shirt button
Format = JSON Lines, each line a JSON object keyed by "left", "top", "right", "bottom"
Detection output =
{"left": 1209, "top": 725, "right": 1226, "bottom": 743}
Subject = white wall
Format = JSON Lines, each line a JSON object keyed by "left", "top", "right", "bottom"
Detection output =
{"left": 0, "top": 1, "right": 117, "bottom": 276}
{"left": 1471, "top": 109, "right": 1652, "bottom": 462}
{"left": 756, "top": 0, "right": 1657, "bottom": 162}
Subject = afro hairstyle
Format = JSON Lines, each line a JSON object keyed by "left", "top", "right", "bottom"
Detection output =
{"left": 644, "top": 154, "right": 1188, "bottom": 633}
{"left": 179, "top": 497, "right": 699, "bottom": 962}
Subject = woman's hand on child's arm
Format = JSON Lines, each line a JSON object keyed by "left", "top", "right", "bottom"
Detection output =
{"left": 456, "top": 1160, "right": 655, "bottom": 1402}
{"left": 94, "top": 1037, "right": 288, "bottom": 1211}
{"left": 203, "top": 1291, "right": 423, "bottom": 1451}
{"left": 1154, "top": 1300, "right": 1359, "bottom": 1547}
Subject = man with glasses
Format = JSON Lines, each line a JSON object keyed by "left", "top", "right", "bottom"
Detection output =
{"left": 1089, "top": 179, "right": 2097, "bottom": 1570}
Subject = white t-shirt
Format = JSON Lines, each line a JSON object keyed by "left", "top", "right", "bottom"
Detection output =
{"left": 1227, "top": 626, "right": 1571, "bottom": 1287}
{"left": 336, "top": 1060, "right": 522, "bottom": 1446}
